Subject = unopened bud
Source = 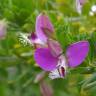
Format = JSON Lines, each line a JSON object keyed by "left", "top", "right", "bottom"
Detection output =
{"left": 34, "top": 72, "right": 46, "bottom": 83}
{"left": 40, "top": 80, "right": 53, "bottom": 96}
{"left": 0, "top": 19, "right": 7, "bottom": 40}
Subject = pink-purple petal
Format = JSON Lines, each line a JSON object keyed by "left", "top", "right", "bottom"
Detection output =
{"left": 66, "top": 41, "right": 89, "bottom": 68}
{"left": 27, "top": 32, "right": 45, "bottom": 46}
{"left": 34, "top": 48, "right": 58, "bottom": 71}
{"left": 36, "top": 13, "right": 54, "bottom": 43}
{"left": 79, "top": 0, "right": 86, "bottom": 5}
{"left": 47, "top": 39, "right": 63, "bottom": 57}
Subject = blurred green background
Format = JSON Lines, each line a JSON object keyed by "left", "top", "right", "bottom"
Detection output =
{"left": 0, "top": 0, "right": 96, "bottom": 96}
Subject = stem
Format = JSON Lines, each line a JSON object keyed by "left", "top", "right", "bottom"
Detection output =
{"left": 83, "top": 81, "right": 96, "bottom": 90}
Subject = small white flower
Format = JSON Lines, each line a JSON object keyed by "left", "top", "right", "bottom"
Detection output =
{"left": 91, "top": 5, "right": 96, "bottom": 13}
{"left": 89, "top": 5, "right": 96, "bottom": 16}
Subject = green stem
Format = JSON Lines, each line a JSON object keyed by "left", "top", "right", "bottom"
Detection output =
{"left": 83, "top": 81, "right": 96, "bottom": 90}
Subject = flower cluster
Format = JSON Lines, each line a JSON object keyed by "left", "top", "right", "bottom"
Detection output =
{"left": 19, "top": 13, "right": 89, "bottom": 79}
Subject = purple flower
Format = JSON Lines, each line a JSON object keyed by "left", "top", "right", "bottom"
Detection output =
{"left": 0, "top": 19, "right": 7, "bottom": 40}
{"left": 34, "top": 40, "right": 89, "bottom": 79}
{"left": 76, "top": 0, "right": 86, "bottom": 14}
{"left": 19, "top": 13, "right": 54, "bottom": 47}
{"left": 19, "top": 13, "right": 89, "bottom": 79}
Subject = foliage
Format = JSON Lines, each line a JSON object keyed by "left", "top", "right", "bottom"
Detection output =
{"left": 0, "top": 0, "right": 96, "bottom": 96}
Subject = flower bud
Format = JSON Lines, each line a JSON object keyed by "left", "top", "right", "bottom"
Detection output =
{"left": 0, "top": 19, "right": 7, "bottom": 40}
